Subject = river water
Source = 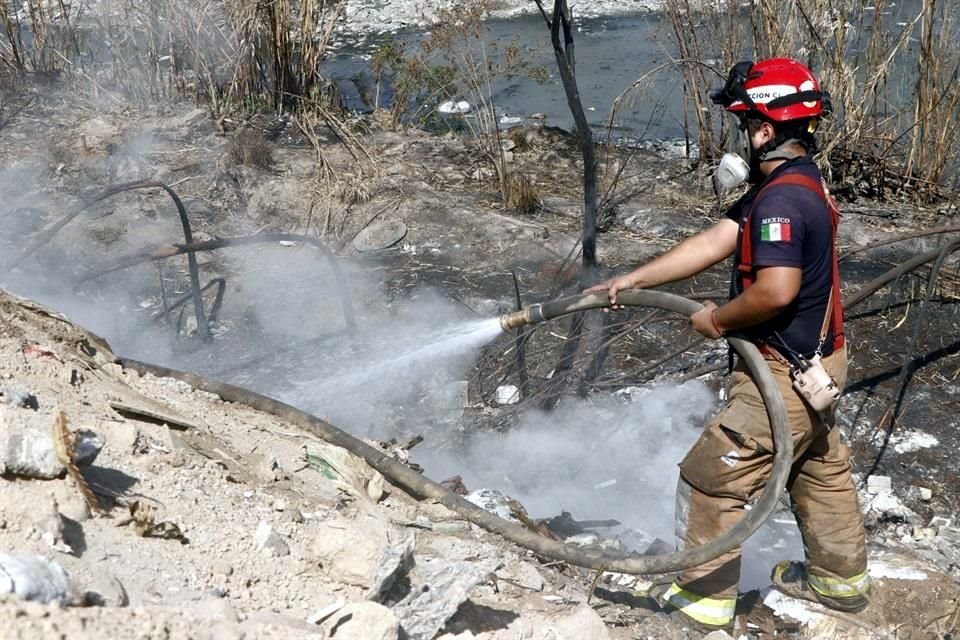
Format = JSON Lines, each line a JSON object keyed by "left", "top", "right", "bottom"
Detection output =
{"left": 329, "top": 11, "right": 695, "bottom": 142}
{"left": 327, "top": 2, "right": 933, "bottom": 145}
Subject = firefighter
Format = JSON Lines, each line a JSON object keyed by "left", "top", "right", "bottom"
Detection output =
{"left": 589, "top": 58, "right": 869, "bottom": 630}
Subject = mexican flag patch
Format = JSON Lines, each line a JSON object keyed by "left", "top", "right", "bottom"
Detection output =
{"left": 760, "top": 221, "right": 791, "bottom": 241}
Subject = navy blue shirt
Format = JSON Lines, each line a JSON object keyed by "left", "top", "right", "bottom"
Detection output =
{"left": 724, "top": 157, "right": 838, "bottom": 357}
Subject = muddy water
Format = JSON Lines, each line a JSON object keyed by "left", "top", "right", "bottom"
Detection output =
{"left": 329, "top": 2, "right": 931, "bottom": 143}
{"left": 330, "top": 12, "right": 692, "bottom": 141}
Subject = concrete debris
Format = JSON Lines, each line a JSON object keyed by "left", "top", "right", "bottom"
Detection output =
{"left": 321, "top": 601, "right": 400, "bottom": 640}
{"left": 496, "top": 560, "right": 544, "bottom": 593}
{"left": 393, "top": 556, "right": 498, "bottom": 640}
{"left": 308, "top": 511, "right": 414, "bottom": 598}
{"left": 866, "top": 474, "right": 892, "bottom": 494}
{"left": 0, "top": 553, "right": 76, "bottom": 605}
{"left": 1, "top": 407, "right": 64, "bottom": 479}
{"left": 865, "top": 490, "right": 919, "bottom": 524}
{"left": 918, "top": 486, "right": 933, "bottom": 501}
{"left": 552, "top": 604, "right": 610, "bottom": 640}
{"left": 0, "top": 406, "right": 104, "bottom": 479}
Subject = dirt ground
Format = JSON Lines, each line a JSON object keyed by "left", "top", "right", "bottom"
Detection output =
{"left": 1, "top": 79, "right": 960, "bottom": 639}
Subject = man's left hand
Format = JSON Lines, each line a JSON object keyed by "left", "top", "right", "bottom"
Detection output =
{"left": 690, "top": 301, "right": 724, "bottom": 339}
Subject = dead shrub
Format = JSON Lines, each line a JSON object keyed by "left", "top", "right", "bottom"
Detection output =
{"left": 504, "top": 172, "right": 540, "bottom": 215}
{"left": 225, "top": 129, "right": 274, "bottom": 169}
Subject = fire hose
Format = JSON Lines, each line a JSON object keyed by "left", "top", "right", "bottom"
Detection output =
{"left": 120, "top": 289, "right": 791, "bottom": 575}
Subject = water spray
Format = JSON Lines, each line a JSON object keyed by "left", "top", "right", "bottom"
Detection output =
{"left": 119, "top": 288, "right": 790, "bottom": 575}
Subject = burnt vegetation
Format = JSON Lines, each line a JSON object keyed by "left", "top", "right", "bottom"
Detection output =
{"left": 2, "top": 0, "right": 960, "bottom": 539}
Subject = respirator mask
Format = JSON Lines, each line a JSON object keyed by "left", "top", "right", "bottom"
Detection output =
{"left": 712, "top": 119, "right": 754, "bottom": 195}
{"left": 713, "top": 152, "right": 750, "bottom": 195}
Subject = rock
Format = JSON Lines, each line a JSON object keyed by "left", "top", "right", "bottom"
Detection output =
{"left": 0, "top": 406, "right": 64, "bottom": 478}
{"left": 393, "top": 556, "right": 498, "bottom": 640}
{"left": 918, "top": 487, "right": 933, "bottom": 501}
{"left": 867, "top": 491, "right": 918, "bottom": 524}
{"left": 322, "top": 601, "right": 400, "bottom": 640}
{"left": 352, "top": 220, "right": 408, "bottom": 253}
{"left": 0, "top": 553, "right": 76, "bottom": 604}
{"left": 498, "top": 561, "right": 543, "bottom": 592}
{"left": 0, "top": 385, "right": 38, "bottom": 409}
{"left": 254, "top": 521, "right": 290, "bottom": 557}
{"left": 308, "top": 511, "right": 414, "bottom": 598}
{"left": 94, "top": 419, "right": 140, "bottom": 456}
{"left": 867, "top": 475, "right": 892, "bottom": 494}
{"left": 554, "top": 604, "right": 609, "bottom": 640}
{"left": 82, "top": 572, "right": 129, "bottom": 607}
{"left": 939, "top": 526, "right": 960, "bottom": 545}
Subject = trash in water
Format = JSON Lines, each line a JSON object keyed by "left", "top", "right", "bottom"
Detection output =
{"left": 438, "top": 100, "right": 471, "bottom": 115}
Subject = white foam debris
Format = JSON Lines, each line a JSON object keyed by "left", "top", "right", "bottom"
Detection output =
{"left": 761, "top": 588, "right": 824, "bottom": 625}
{"left": 890, "top": 430, "right": 939, "bottom": 454}
{"left": 868, "top": 561, "right": 928, "bottom": 580}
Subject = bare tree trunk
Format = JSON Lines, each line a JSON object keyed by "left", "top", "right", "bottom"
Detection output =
{"left": 537, "top": 0, "right": 599, "bottom": 287}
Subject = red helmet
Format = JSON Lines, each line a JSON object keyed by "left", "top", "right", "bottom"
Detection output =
{"left": 711, "top": 58, "right": 830, "bottom": 123}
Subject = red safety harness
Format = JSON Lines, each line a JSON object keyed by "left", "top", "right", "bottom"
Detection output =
{"left": 737, "top": 172, "right": 844, "bottom": 355}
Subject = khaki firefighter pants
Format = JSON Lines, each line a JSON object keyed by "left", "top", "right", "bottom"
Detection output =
{"left": 666, "top": 346, "right": 868, "bottom": 624}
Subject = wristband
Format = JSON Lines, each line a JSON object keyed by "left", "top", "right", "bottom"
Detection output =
{"left": 710, "top": 308, "right": 726, "bottom": 337}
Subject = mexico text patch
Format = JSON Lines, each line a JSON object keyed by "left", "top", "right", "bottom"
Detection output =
{"left": 760, "top": 217, "right": 791, "bottom": 242}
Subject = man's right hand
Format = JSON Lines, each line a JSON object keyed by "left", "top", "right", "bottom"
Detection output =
{"left": 585, "top": 274, "right": 637, "bottom": 310}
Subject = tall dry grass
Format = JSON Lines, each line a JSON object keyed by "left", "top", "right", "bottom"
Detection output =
{"left": 1, "top": 0, "right": 345, "bottom": 109}
{"left": 661, "top": 0, "right": 960, "bottom": 201}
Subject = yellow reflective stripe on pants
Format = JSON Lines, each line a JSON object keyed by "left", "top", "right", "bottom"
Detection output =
{"left": 664, "top": 582, "right": 735, "bottom": 627}
{"left": 808, "top": 570, "right": 871, "bottom": 599}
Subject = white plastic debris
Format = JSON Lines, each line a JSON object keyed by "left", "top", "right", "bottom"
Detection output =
{"left": 0, "top": 553, "right": 76, "bottom": 604}
{"left": 465, "top": 488, "right": 518, "bottom": 522}
{"left": 890, "top": 430, "right": 939, "bottom": 454}
{"left": 494, "top": 385, "right": 519, "bottom": 405}
{"left": 867, "top": 475, "right": 892, "bottom": 494}
{"left": 438, "top": 100, "right": 471, "bottom": 115}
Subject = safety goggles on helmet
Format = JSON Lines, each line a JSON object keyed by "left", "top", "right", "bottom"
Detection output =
{"left": 710, "top": 58, "right": 832, "bottom": 123}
